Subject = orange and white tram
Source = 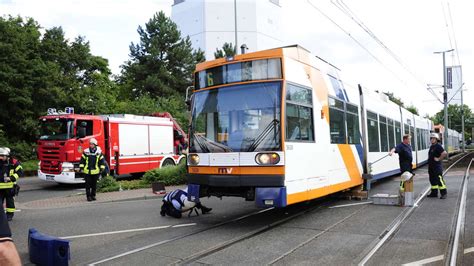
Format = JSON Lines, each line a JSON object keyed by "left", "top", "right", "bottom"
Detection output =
{"left": 186, "top": 45, "right": 462, "bottom": 207}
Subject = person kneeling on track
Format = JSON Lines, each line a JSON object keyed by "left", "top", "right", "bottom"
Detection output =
{"left": 160, "top": 189, "right": 212, "bottom": 218}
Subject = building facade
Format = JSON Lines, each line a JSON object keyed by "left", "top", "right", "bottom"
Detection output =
{"left": 171, "top": 0, "right": 283, "bottom": 59}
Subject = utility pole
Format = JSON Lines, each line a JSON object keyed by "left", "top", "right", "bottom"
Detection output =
{"left": 461, "top": 82, "right": 465, "bottom": 152}
{"left": 434, "top": 49, "right": 454, "bottom": 158}
{"left": 234, "top": 0, "right": 238, "bottom": 55}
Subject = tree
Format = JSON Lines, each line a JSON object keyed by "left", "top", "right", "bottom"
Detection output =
{"left": 214, "top": 42, "right": 236, "bottom": 59}
{"left": 119, "top": 11, "right": 205, "bottom": 98}
{"left": 405, "top": 105, "right": 419, "bottom": 115}
{"left": 0, "top": 15, "right": 116, "bottom": 159}
{"left": 384, "top": 91, "right": 404, "bottom": 107}
{"left": 433, "top": 104, "right": 473, "bottom": 140}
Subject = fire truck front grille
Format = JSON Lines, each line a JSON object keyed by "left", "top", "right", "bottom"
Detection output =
{"left": 38, "top": 146, "right": 62, "bottom": 174}
{"left": 40, "top": 161, "right": 62, "bottom": 174}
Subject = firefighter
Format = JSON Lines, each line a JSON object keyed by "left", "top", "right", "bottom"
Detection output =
{"left": 79, "top": 138, "right": 106, "bottom": 202}
{"left": 0, "top": 147, "right": 23, "bottom": 221}
{"left": 160, "top": 188, "right": 212, "bottom": 218}
{"left": 0, "top": 204, "right": 21, "bottom": 264}
{"left": 427, "top": 133, "right": 448, "bottom": 199}
{"left": 389, "top": 134, "right": 413, "bottom": 192}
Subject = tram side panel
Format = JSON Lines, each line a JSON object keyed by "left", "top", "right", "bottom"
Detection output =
{"left": 283, "top": 57, "right": 363, "bottom": 205}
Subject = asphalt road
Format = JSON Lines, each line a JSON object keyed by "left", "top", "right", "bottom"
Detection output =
{"left": 9, "top": 160, "right": 473, "bottom": 265}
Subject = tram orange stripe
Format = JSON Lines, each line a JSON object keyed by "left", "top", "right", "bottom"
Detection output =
{"left": 188, "top": 166, "right": 284, "bottom": 175}
{"left": 337, "top": 144, "right": 361, "bottom": 180}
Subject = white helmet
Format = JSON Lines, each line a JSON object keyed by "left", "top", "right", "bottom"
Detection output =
{"left": 90, "top": 138, "right": 98, "bottom": 146}
{"left": 0, "top": 147, "right": 10, "bottom": 156}
{"left": 401, "top": 171, "right": 413, "bottom": 181}
{"left": 430, "top": 133, "right": 440, "bottom": 140}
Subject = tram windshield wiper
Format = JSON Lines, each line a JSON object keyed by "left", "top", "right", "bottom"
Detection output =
{"left": 194, "top": 133, "right": 233, "bottom": 152}
{"left": 246, "top": 119, "right": 280, "bottom": 152}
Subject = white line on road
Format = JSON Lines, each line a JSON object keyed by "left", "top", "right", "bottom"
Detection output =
{"left": 329, "top": 201, "right": 373, "bottom": 209}
{"left": 61, "top": 223, "right": 196, "bottom": 239}
{"left": 465, "top": 247, "right": 474, "bottom": 254}
{"left": 402, "top": 255, "right": 444, "bottom": 265}
{"left": 172, "top": 223, "right": 196, "bottom": 228}
{"left": 402, "top": 246, "right": 474, "bottom": 265}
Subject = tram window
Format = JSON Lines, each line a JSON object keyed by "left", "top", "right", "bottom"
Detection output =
{"left": 286, "top": 84, "right": 312, "bottom": 105}
{"left": 395, "top": 121, "right": 402, "bottom": 144}
{"left": 410, "top": 126, "right": 415, "bottom": 147}
{"left": 346, "top": 103, "right": 360, "bottom": 144}
{"left": 328, "top": 75, "right": 346, "bottom": 100}
{"left": 404, "top": 124, "right": 410, "bottom": 135}
{"left": 379, "top": 116, "right": 389, "bottom": 152}
{"left": 388, "top": 119, "right": 395, "bottom": 149}
{"left": 286, "top": 104, "right": 314, "bottom": 141}
{"left": 286, "top": 84, "right": 314, "bottom": 142}
{"left": 416, "top": 128, "right": 421, "bottom": 150}
{"left": 367, "top": 111, "right": 380, "bottom": 152}
{"left": 329, "top": 105, "right": 346, "bottom": 144}
{"left": 195, "top": 58, "right": 282, "bottom": 89}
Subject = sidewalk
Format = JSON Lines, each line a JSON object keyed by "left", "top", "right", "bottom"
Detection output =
{"left": 17, "top": 185, "right": 185, "bottom": 210}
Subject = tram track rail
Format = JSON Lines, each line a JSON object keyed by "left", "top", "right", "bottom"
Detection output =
{"left": 445, "top": 157, "right": 473, "bottom": 265}
{"left": 357, "top": 152, "right": 473, "bottom": 266}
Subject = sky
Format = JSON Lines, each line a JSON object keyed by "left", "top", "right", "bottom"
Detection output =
{"left": 1, "top": 0, "right": 473, "bottom": 119}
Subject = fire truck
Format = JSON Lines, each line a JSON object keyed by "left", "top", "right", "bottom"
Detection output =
{"left": 37, "top": 108, "right": 187, "bottom": 184}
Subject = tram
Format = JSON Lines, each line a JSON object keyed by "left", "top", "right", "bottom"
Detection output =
{"left": 185, "top": 45, "right": 462, "bottom": 208}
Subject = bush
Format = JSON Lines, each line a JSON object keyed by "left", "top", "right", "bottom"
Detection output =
{"left": 10, "top": 141, "right": 37, "bottom": 161}
{"left": 97, "top": 175, "right": 120, "bottom": 193}
{"left": 142, "top": 162, "right": 187, "bottom": 186}
{"left": 119, "top": 179, "right": 149, "bottom": 190}
{"left": 22, "top": 160, "right": 39, "bottom": 172}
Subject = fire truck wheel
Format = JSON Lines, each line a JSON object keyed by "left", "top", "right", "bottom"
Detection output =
{"left": 162, "top": 158, "right": 175, "bottom": 167}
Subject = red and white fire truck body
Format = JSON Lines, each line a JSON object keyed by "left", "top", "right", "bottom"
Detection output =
{"left": 37, "top": 109, "right": 185, "bottom": 184}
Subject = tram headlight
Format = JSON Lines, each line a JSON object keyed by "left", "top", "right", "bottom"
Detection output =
{"left": 255, "top": 153, "right": 280, "bottom": 165}
{"left": 188, "top": 154, "right": 200, "bottom": 165}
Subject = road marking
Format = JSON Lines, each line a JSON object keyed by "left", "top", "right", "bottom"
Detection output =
{"left": 329, "top": 201, "right": 373, "bottom": 208}
{"left": 172, "top": 223, "right": 196, "bottom": 228}
{"left": 14, "top": 209, "right": 21, "bottom": 212}
{"left": 402, "top": 255, "right": 444, "bottom": 265}
{"left": 465, "top": 247, "right": 474, "bottom": 254}
{"left": 61, "top": 223, "right": 196, "bottom": 239}
{"left": 402, "top": 247, "right": 474, "bottom": 265}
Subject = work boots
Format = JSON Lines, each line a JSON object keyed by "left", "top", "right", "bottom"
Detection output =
{"left": 427, "top": 189, "right": 438, "bottom": 198}
{"left": 196, "top": 202, "right": 212, "bottom": 214}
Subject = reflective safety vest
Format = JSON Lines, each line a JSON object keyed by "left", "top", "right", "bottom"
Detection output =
{"left": 0, "top": 159, "right": 22, "bottom": 189}
{"left": 79, "top": 148, "right": 106, "bottom": 175}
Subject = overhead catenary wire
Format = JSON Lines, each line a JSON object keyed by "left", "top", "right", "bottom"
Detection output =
{"left": 331, "top": 0, "right": 427, "bottom": 88}
{"left": 306, "top": 0, "right": 410, "bottom": 88}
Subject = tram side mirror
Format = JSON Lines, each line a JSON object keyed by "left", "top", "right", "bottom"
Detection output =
{"left": 185, "top": 86, "right": 194, "bottom": 111}
{"left": 77, "top": 127, "right": 86, "bottom": 138}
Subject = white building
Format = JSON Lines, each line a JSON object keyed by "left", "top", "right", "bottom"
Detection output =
{"left": 171, "top": 0, "right": 283, "bottom": 60}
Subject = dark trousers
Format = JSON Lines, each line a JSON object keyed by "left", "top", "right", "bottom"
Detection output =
{"left": 84, "top": 174, "right": 99, "bottom": 198}
{"left": 429, "top": 169, "right": 447, "bottom": 195}
{"left": 0, "top": 189, "right": 15, "bottom": 215}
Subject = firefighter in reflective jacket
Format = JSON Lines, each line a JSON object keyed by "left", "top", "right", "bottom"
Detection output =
{"left": 0, "top": 147, "right": 23, "bottom": 221}
{"left": 79, "top": 138, "right": 106, "bottom": 202}
{"left": 160, "top": 188, "right": 212, "bottom": 218}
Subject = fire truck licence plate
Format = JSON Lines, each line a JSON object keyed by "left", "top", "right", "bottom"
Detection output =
{"left": 45, "top": 175, "right": 55, "bottom": 181}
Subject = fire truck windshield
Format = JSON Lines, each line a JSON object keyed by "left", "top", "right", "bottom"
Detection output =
{"left": 39, "top": 119, "right": 74, "bottom": 140}
{"left": 190, "top": 81, "right": 282, "bottom": 153}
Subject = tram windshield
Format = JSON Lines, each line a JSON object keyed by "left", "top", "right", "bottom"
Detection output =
{"left": 190, "top": 82, "right": 282, "bottom": 153}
